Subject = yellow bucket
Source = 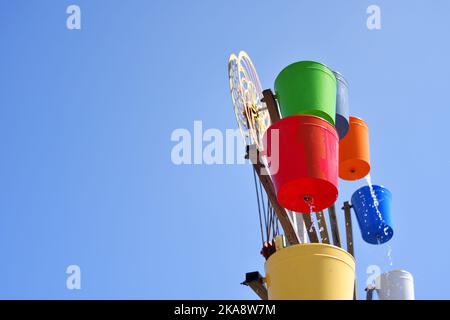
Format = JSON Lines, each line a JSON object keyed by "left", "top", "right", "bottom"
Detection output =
{"left": 264, "top": 243, "right": 355, "bottom": 300}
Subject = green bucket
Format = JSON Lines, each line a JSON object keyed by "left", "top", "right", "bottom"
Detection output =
{"left": 274, "top": 61, "right": 337, "bottom": 125}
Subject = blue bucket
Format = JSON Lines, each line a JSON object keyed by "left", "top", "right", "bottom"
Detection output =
{"left": 351, "top": 185, "right": 394, "bottom": 244}
{"left": 333, "top": 71, "right": 349, "bottom": 139}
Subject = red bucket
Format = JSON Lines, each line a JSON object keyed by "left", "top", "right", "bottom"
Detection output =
{"left": 263, "top": 115, "right": 339, "bottom": 213}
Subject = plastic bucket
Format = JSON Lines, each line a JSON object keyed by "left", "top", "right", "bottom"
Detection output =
{"left": 351, "top": 185, "right": 393, "bottom": 244}
{"left": 339, "top": 116, "right": 370, "bottom": 180}
{"left": 265, "top": 243, "right": 355, "bottom": 300}
{"left": 274, "top": 61, "right": 336, "bottom": 125}
{"left": 376, "top": 270, "right": 415, "bottom": 300}
{"left": 263, "top": 115, "right": 338, "bottom": 213}
{"left": 333, "top": 71, "right": 350, "bottom": 139}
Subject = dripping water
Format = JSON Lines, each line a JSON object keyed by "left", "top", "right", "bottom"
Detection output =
{"left": 365, "top": 174, "right": 394, "bottom": 268}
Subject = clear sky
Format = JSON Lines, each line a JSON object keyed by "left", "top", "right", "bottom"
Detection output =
{"left": 0, "top": 0, "right": 449, "bottom": 299}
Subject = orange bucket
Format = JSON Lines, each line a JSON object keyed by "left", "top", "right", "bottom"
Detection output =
{"left": 339, "top": 116, "right": 370, "bottom": 180}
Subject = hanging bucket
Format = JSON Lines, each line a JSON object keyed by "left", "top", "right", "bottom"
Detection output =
{"left": 351, "top": 185, "right": 394, "bottom": 244}
{"left": 339, "top": 116, "right": 370, "bottom": 180}
{"left": 375, "top": 270, "right": 415, "bottom": 300}
{"left": 263, "top": 115, "right": 338, "bottom": 213}
{"left": 274, "top": 61, "right": 336, "bottom": 125}
{"left": 265, "top": 243, "right": 355, "bottom": 300}
{"left": 333, "top": 71, "right": 350, "bottom": 139}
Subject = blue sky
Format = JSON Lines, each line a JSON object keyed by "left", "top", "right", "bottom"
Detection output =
{"left": 0, "top": 0, "right": 449, "bottom": 299}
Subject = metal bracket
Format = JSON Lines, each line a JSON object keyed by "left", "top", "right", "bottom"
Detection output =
{"left": 241, "top": 272, "right": 268, "bottom": 300}
{"left": 365, "top": 286, "right": 376, "bottom": 300}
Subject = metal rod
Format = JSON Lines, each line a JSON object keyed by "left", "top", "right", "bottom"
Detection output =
{"left": 303, "top": 213, "right": 319, "bottom": 243}
{"left": 291, "top": 210, "right": 307, "bottom": 243}
{"left": 252, "top": 157, "right": 299, "bottom": 245}
{"left": 315, "top": 211, "right": 330, "bottom": 244}
{"left": 366, "top": 287, "right": 375, "bottom": 300}
{"left": 252, "top": 167, "right": 265, "bottom": 245}
{"left": 262, "top": 89, "right": 280, "bottom": 124}
{"left": 327, "top": 204, "right": 342, "bottom": 247}
{"left": 342, "top": 201, "right": 354, "bottom": 257}
{"left": 342, "top": 201, "right": 356, "bottom": 299}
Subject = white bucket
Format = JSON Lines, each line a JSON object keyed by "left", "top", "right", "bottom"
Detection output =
{"left": 375, "top": 270, "right": 415, "bottom": 300}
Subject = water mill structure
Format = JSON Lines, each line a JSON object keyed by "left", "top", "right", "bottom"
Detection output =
{"left": 228, "top": 51, "right": 415, "bottom": 300}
